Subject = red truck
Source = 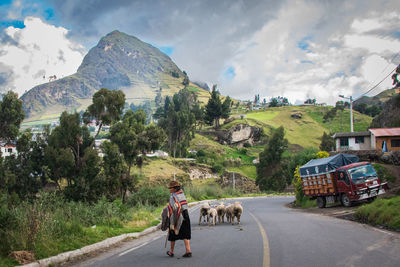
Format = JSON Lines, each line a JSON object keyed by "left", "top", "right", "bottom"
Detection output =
{"left": 299, "top": 154, "right": 388, "bottom": 208}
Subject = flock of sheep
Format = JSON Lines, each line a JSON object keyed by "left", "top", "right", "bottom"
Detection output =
{"left": 198, "top": 201, "right": 243, "bottom": 226}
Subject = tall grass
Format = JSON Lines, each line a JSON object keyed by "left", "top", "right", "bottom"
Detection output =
{"left": 185, "top": 182, "right": 242, "bottom": 201}
{"left": 0, "top": 191, "right": 162, "bottom": 265}
{"left": 355, "top": 196, "right": 400, "bottom": 230}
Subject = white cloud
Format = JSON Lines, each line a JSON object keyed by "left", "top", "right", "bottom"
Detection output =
{"left": 220, "top": 0, "right": 400, "bottom": 104}
{"left": 0, "top": 17, "right": 86, "bottom": 96}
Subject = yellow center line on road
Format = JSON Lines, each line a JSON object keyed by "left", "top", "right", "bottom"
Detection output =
{"left": 249, "top": 212, "right": 270, "bottom": 267}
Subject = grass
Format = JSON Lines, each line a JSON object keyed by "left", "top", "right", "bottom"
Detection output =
{"left": 308, "top": 107, "right": 372, "bottom": 133}
{"left": 355, "top": 196, "right": 400, "bottom": 230}
{"left": 0, "top": 195, "right": 163, "bottom": 267}
{"left": 226, "top": 165, "right": 257, "bottom": 180}
{"left": 246, "top": 110, "right": 279, "bottom": 121}
{"left": 294, "top": 197, "right": 317, "bottom": 208}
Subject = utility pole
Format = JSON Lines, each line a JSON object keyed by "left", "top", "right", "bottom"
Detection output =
{"left": 339, "top": 95, "right": 354, "bottom": 132}
{"left": 232, "top": 172, "right": 235, "bottom": 190}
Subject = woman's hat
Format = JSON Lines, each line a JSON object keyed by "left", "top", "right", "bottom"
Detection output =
{"left": 168, "top": 180, "right": 180, "bottom": 188}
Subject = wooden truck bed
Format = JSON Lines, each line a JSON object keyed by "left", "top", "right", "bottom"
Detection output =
{"left": 301, "top": 172, "right": 337, "bottom": 196}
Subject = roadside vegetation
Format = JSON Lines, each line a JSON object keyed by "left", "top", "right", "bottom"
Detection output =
{"left": 0, "top": 191, "right": 163, "bottom": 266}
{"left": 355, "top": 196, "right": 400, "bottom": 231}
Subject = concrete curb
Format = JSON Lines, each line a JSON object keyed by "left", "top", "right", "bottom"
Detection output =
{"left": 19, "top": 196, "right": 284, "bottom": 266}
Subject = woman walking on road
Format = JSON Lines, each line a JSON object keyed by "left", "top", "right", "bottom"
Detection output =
{"left": 166, "top": 181, "right": 192, "bottom": 258}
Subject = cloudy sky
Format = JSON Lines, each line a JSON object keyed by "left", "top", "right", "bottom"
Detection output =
{"left": 0, "top": 0, "right": 400, "bottom": 104}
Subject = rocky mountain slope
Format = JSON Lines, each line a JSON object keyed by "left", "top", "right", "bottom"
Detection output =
{"left": 21, "top": 30, "right": 201, "bottom": 120}
{"left": 370, "top": 93, "right": 400, "bottom": 128}
{"left": 353, "top": 88, "right": 399, "bottom": 109}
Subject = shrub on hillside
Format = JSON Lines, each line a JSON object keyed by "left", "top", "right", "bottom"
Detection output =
{"left": 372, "top": 164, "right": 396, "bottom": 183}
{"left": 243, "top": 142, "right": 252, "bottom": 148}
{"left": 127, "top": 186, "right": 169, "bottom": 207}
{"left": 211, "top": 163, "right": 224, "bottom": 174}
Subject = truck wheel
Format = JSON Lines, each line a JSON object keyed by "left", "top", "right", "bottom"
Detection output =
{"left": 317, "top": 197, "right": 326, "bottom": 208}
{"left": 341, "top": 193, "right": 352, "bottom": 207}
{"left": 367, "top": 196, "right": 377, "bottom": 203}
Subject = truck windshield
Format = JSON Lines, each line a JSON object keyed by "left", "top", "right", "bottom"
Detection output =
{"left": 348, "top": 165, "right": 377, "bottom": 185}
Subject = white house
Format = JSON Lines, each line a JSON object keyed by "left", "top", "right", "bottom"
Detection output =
{"left": 0, "top": 144, "right": 18, "bottom": 157}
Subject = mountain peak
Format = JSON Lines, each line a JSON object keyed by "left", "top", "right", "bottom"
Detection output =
{"left": 21, "top": 31, "right": 189, "bottom": 120}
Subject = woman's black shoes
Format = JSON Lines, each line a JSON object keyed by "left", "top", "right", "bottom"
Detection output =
{"left": 182, "top": 252, "right": 192, "bottom": 258}
{"left": 166, "top": 251, "right": 174, "bottom": 257}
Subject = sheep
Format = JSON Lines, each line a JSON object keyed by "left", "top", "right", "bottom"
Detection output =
{"left": 225, "top": 204, "right": 234, "bottom": 224}
{"left": 199, "top": 202, "right": 211, "bottom": 225}
{"left": 216, "top": 202, "right": 226, "bottom": 223}
{"left": 208, "top": 208, "right": 218, "bottom": 226}
{"left": 232, "top": 201, "right": 243, "bottom": 225}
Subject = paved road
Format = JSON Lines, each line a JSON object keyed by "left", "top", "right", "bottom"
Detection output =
{"left": 71, "top": 196, "right": 400, "bottom": 267}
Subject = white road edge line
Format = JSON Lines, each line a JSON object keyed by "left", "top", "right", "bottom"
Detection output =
{"left": 119, "top": 242, "right": 149, "bottom": 257}
{"left": 249, "top": 212, "right": 270, "bottom": 267}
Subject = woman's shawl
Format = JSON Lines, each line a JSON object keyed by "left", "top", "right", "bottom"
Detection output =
{"left": 168, "top": 190, "right": 188, "bottom": 235}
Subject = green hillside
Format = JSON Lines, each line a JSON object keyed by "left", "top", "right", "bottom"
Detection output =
{"left": 222, "top": 105, "right": 372, "bottom": 149}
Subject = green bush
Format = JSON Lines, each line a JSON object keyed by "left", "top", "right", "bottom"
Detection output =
{"left": 211, "top": 163, "right": 224, "bottom": 173}
{"left": 196, "top": 149, "right": 206, "bottom": 157}
{"left": 127, "top": 186, "right": 169, "bottom": 207}
{"left": 239, "top": 148, "right": 248, "bottom": 155}
{"left": 243, "top": 142, "right": 252, "bottom": 148}
{"left": 355, "top": 196, "right": 400, "bottom": 230}
{"left": 185, "top": 183, "right": 243, "bottom": 201}
{"left": 373, "top": 164, "right": 396, "bottom": 182}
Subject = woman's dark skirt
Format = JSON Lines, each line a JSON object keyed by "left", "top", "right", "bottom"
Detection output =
{"left": 168, "top": 209, "right": 191, "bottom": 241}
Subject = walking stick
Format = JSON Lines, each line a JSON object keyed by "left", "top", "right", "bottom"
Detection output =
{"left": 165, "top": 230, "right": 169, "bottom": 248}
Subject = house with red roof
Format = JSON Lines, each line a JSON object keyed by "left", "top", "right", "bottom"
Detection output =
{"left": 0, "top": 143, "right": 18, "bottom": 157}
{"left": 369, "top": 128, "right": 400, "bottom": 152}
{"left": 332, "top": 127, "right": 400, "bottom": 152}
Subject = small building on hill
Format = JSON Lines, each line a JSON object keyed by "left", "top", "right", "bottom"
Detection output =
{"left": 333, "top": 127, "right": 400, "bottom": 152}
{"left": 0, "top": 144, "right": 17, "bottom": 157}
{"left": 332, "top": 131, "right": 371, "bottom": 151}
{"left": 369, "top": 128, "right": 400, "bottom": 152}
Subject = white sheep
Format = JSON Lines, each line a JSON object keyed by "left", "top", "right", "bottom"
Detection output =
{"left": 225, "top": 203, "right": 233, "bottom": 223}
{"left": 232, "top": 201, "right": 243, "bottom": 225}
{"left": 199, "top": 202, "right": 211, "bottom": 225}
{"left": 216, "top": 202, "right": 226, "bottom": 223}
{"left": 208, "top": 208, "right": 218, "bottom": 226}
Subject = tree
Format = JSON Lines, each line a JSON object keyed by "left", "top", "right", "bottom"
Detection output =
{"left": 47, "top": 111, "right": 103, "bottom": 202}
{"left": 354, "top": 103, "right": 367, "bottom": 114}
{"left": 182, "top": 71, "right": 189, "bottom": 87}
{"left": 365, "top": 105, "right": 381, "bottom": 117}
{"left": 335, "top": 101, "right": 345, "bottom": 111}
{"left": 269, "top": 98, "right": 278, "bottom": 107}
{"left": 111, "top": 109, "right": 166, "bottom": 200}
{"left": 83, "top": 88, "right": 125, "bottom": 147}
{"left": 102, "top": 141, "right": 128, "bottom": 201}
{"left": 157, "top": 88, "right": 197, "bottom": 157}
{"left": 204, "top": 85, "right": 222, "bottom": 128}
{"left": 320, "top": 132, "right": 335, "bottom": 151}
{"left": 0, "top": 91, "right": 25, "bottom": 141}
{"left": 304, "top": 98, "right": 316, "bottom": 105}
{"left": 256, "top": 126, "right": 288, "bottom": 191}
{"left": 221, "top": 96, "right": 232, "bottom": 119}
{"left": 323, "top": 108, "right": 337, "bottom": 123}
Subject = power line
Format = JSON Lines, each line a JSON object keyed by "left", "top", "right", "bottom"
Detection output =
{"left": 355, "top": 65, "right": 397, "bottom": 100}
